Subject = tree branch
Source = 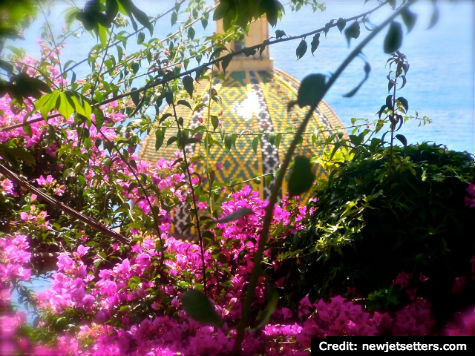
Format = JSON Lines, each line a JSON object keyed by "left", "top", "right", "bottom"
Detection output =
{"left": 0, "top": 161, "right": 130, "bottom": 244}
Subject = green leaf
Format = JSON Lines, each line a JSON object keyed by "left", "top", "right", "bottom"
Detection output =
{"left": 343, "top": 60, "right": 371, "bottom": 98}
{"left": 310, "top": 33, "right": 320, "bottom": 55}
{"left": 401, "top": 8, "right": 417, "bottom": 33}
{"left": 0, "top": 59, "right": 13, "bottom": 73}
{"left": 23, "top": 124, "right": 32, "bottom": 137}
{"left": 216, "top": 207, "right": 253, "bottom": 224}
{"left": 155, "top": 128, "right": 166, "bottom": 151}
{"left": 171, "top": 11, "right": 177, "bottom": 26}
{"left": 182, "top": 76, "right": 194, "bottom": 98}
{"left": 224, "top": 134, "right": 233, "bottom": 150}
{"left": 211, "top": 115, "right": 219, "bottom": 130}
{"left": 212, "top": 2, "right": 226, "bottom": 21}
{"left": 221, "top": 54, "right": 232, "bottom": 73}
{"left": 195, "top": 65, "right": 207, "bottom": 80}
{"left": 275, "top": 30, "right": 286, "bottom": 39}
{"left": 70, "top": 93, "right": 91, "bottom": 120}
{"left": 106, "top": 0, "right": 119, "bottom": 21}
{"left": 181, "top": 290, "right": 223, "bottom": 327}
{"left": 58, "top": 92, "right": 74, "bottom": 119}
{"left": 288, "top": 156, "right": 315, "bottom": 197}
{"left": 188, "top": 27, "right": 195, "bottom": 40}
{"left": 384, "top": 21, "right": 403, "bottom": 54}
{"left": 35, "top": 91, "right": 59, "bottom": 119}
{"left": 177, "top": 99, "right": 192, "bottom": 110}
{"left": 97, "top": 23, "right": 108, "bottom": 47}
{"left": 166, "top": 136, "right": 177, "bottom": 146}
{"left": 130, "top": 89, "right": 140, "bottom": 106}
{"left": 127, "top": 276, "right": 141, "bottom": 291}
{"left": 427, "top": 1, "right": 439, "bottom": 29}
{"left": 130, "top": 2, "right": 153, "bottom": 34}
{"left": 159, "top": 112, "right": 172, "bottom": 124}
{"left": 297, "top": 74, "right": 326, "bottom": 108}
{"left": 265, "top": 174, "right": 272, "bottom": 187}
{"left": 94, "top": 108, "right": 105, "bottom": 129}
{"left": 137, "top": 31, "right": 145, "bottom": 44}
{"left": 336, "top": 18, "right": 346, "bottom": 32}
{"left": 344, "top": 21, "right": 360, "bottom": 45}
{"left": 264, "top": 0, "right": 283, "bottom": 27}
{"left": 295, "top": 39, "right": 307, "bottom": 60}
{"left": 252, "top": 135, "right": 260, "bottom": 154}
{"left": 395, "top": 134, "right": 407, "bottom": 147}
{"left": 397, "top": 97, "right": 408, "bottom": 112}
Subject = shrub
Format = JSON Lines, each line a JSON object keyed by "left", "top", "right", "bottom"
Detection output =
{"left": 276, "top": 143, "right": 475, "bottom": 328}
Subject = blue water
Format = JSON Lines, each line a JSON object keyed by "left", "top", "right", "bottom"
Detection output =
{"left": 10, "top": 0, "right": 474, "bottom": 154}
{"left": 272, "top": 0, "right": 474, "bottom": 154}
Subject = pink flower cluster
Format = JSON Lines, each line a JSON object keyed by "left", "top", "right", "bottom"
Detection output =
{"left": 0, "top": 234, "right": 32, "bottom": 354}
{"left": 1, "top": 38, "right": 474, "bottom": 356}
{"left": 0, "top": 234, "right": 32, "bottom": 286}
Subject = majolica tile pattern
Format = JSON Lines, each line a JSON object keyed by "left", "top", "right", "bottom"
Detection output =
{"left": 140, "top": 69, "right": 345, "bottom": 237}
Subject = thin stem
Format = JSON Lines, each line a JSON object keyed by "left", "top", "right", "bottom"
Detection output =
{"left": 168, "top": 92, "right": 208, "bottom": 295}
{"left": 39, "top": 3, "right": 64, "bottom": 90}
{"left": 389, "top": 73, "right": 397, "bottom": 172}
{"left": 90, "top": 23, "right": 115, "bottom": 101}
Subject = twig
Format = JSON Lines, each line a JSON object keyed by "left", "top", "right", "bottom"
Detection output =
{"left": 0, "top": 161, "right": 129, "bottom": 244}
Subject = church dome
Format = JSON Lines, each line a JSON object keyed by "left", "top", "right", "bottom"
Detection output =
{"left": 139, "top": 17, "right": 345, "bottom": 235}
{"left": 140, "top": 67, "right": 345, "bottom": 200}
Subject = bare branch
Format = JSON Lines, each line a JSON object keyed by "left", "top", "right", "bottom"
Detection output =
{"left": 0, "top": 161, "right": 130, "bottom": 244}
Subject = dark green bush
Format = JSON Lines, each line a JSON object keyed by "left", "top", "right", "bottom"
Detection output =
{"left": 276, "top": 143, "right": 475, "bottom": 325}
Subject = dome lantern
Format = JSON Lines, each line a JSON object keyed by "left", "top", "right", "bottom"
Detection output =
{"left": 215, "top": 16, "right": 273, "bottom": 72}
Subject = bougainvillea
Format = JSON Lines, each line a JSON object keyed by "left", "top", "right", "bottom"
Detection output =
{"left": 1, "top": 3, "right": 474, "bottom": 355}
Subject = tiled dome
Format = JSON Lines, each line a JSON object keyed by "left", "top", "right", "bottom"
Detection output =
{"left": 139, "top": 17, "right": 345, "bottom": 236}
{"left": 140, "top": 68, "right": 344, "bottom": 199}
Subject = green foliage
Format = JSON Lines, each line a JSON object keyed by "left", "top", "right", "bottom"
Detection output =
{"left": 297, "top": 73, "right": 326, "bottom": 108}
{"left": 213, "top": 0, "right": 284, "bottom": 29}
{"left": 344, "top": 21, "right": 360, "bottom": 45}
{"left": 310, "top": 33, "right": 320, "bottom": 54}
{"left": 181, "top": 289, "right": 223, "bottom": 327}
{"left": 215, "top": 207, "right": 253, "bottom": 224}
{"left": 0, "top": 0, "right": 38, "bottom": 40}
{"left": 295, "top": 39, "right": 307, "bottom": 59}
{"left": 277, "top": 143, "right": 475, "bottom": 323}
{"left": 384, "top": 21, "right": 403, "bottom": 54}
{"left": 288, "top": 156, "right": 315, "bottom": 197}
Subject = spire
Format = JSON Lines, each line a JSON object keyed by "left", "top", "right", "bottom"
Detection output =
{"left": 215, "top": 17, "right": 274, "bottom": 72}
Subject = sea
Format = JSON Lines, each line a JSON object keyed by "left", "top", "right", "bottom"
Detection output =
{"left": 10, "top": 0, "right": 474, "bottom": 154}
{"left": 5, "top": 0, "right": 475, "bottom": 318}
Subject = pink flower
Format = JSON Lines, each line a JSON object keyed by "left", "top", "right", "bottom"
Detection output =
{"left": 1, "top": 179, "right": 14, "bottom": 195}
{"left": 35, "top": 174, "right": 55, "bottom": 186}
{"left": 444, "top": 307, "right": 475, "bottom": 336}
{"left": 393, "top": 272, "right": 412, "bottom": 289}
{"left": 75, "top": 245, "right": 90, "bottom": 257}
{"left": 137, "top": 199, "right": 151, "bottom": 214}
